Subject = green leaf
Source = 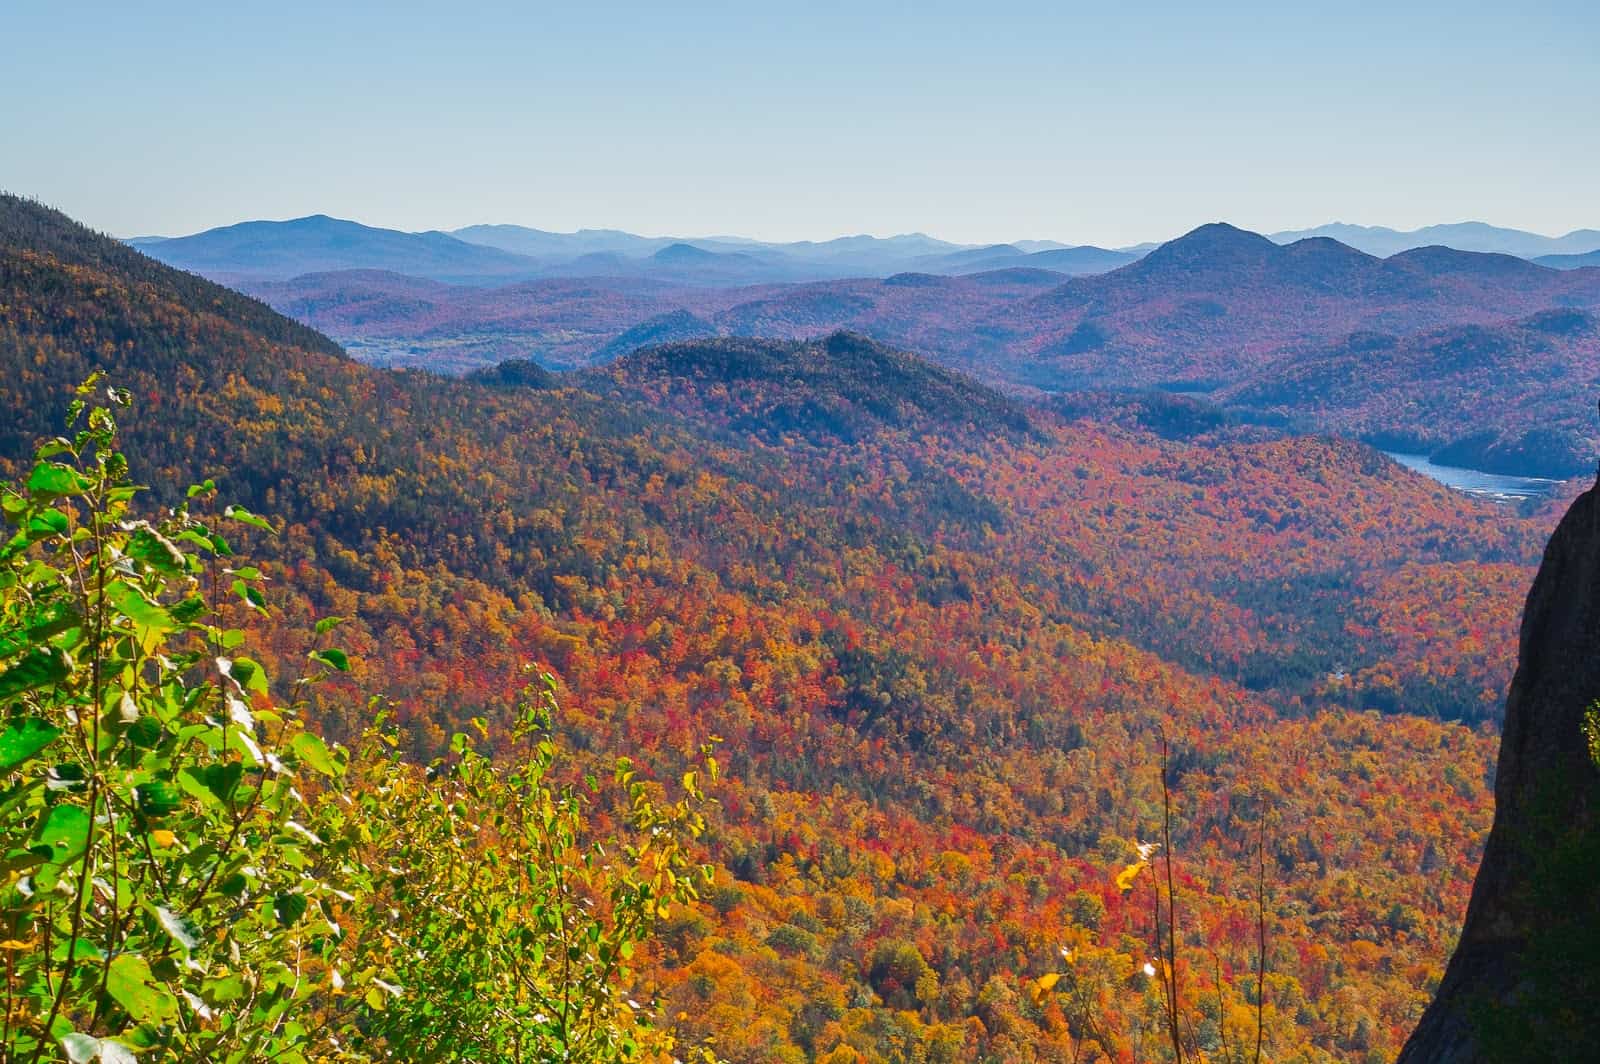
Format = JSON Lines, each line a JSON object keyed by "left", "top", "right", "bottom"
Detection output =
{"left": 0, "top": 718, "right": 62, "bottom": 773}
{"left": 290, "top": 732, "right": 339, "bottom": 777}
{"left": 135, "top": 780, "right": 181, "bottom": 819}
{"left": 126, "top": 716, "right": 162, "bottom": 749}
{"left": 106, "top": 953, "right": 178, "bottom": 1024}
{"left": 309, "top": 648, "right": 349, "bottom": 673}
{"left": 46, "top": 762, "right": 88, "bottom": 792}
{"left": 26, "top": 463, "right": 92, "bottom": 498}
{"left": 232, "top": 580, "right": 266, "bottom": 612}
{"left": 274, "top": 892, "right": 308, "bottom": 927}
{"left": 205, "top": 972, "right": 246, "bottom": 1003}
{"left": 0, "top": 601, "right": 81, "bottom": 658}
{"left": 31, "top": 508, "right": 70, "bottom": 536}
{"left": 313, "top": 616, "right": 345, "bottom": 635}
{"left": 178, "top": 763, "right": 241, "bottom": 806}
{"left": 204, "top": 762, "right": 243, "bottom": 802}
{"left": 104, "top": 582, "right": 174, "bottom": 638}
{"left": 33, "top": 804, "right": 91, "bottom": 865}
{"left": 0, "top": 647, "right": 73, "bottom": 700}
{"left": 175, "top": 767, "right": 216, "bottom": 806}
{"left": 223, "top": 505, "right": 275, "bottom": 534}
{"left": 168, "top": 595, "right": 206, "bottom": 623}
{"left": 223, "top": 656, "right": 270, "bottom": 696}
{"left": 0, "top": 514, "right": 68, "bottom": 562}
{"left": 49, "top": 938, "right": 102, "bottom": 963}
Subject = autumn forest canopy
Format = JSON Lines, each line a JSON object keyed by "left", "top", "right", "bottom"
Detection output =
{"left": 0, "top": 191, "right": 1595, "bottom": 1062}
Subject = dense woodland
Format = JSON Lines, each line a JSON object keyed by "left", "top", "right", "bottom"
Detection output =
{"left": 0, "top": 194, "right": 1579, "bottom": 1061}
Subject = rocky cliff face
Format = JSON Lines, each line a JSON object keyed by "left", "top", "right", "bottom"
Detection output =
{"left": 1399, "top": 480, "right": 1600, "bottom": 1061}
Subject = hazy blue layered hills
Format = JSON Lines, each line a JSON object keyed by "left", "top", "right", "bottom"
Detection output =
{"left": 1269, "top": 221, "right": 1600, "bottom": 259}
{"left": 131, "top": 215, "right": 1142, "bottom": 285}
{"left": 128, "top": 215, "right": 541, "bottom": 284}
{"left": 1537, "top": 249, "right": 1600, "bottom": 270}
{"left": 129, "top": 211, "right": 1600, "bottom": 291}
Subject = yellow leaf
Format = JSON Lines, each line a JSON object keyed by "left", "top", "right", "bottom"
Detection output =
{"left": 1030, "top": 971, "right": 1061, "bottom": 1004}
{"left": 1115, "top": 860, "right": 1148, "bottom": 892}
{"left": 151, "top": 829, "right": 177, "bottom": 849}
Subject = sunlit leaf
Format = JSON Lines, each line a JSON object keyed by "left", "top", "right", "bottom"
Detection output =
{"left": 33, "top": 803, "right": 91, "bottom": 865}
{"left": 0, "top": 717, "right": 62, "bottom": 773}
{"left": 291, "top": 731, "right": 339, "bottom": 776}
{"left": 26, "top": 462, "right": 92, "bottom": 498}
{"left": 224, "top": 505, "right": 275, "bottom": 533}
{"left": 104, "top": 581, "right": 174, "bottom": 641}
{"left": 106, "top": 954, "right": 178, "bottom": 1024}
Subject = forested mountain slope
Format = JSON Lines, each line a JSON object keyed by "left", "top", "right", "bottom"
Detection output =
{"left": 1224, "top": 309, "right": 1600, "bottom": 476}
{"left": 0, "top": 193, "right": 1561, "bottom": 1061}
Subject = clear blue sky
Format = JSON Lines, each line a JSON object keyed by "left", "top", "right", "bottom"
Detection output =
{"left": 4, "top": 0, "right": 1596, "bottom": 246}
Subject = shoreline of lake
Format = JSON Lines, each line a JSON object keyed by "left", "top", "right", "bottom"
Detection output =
{"left": 1384, "top": 451, "right": 1561, "bottom": 501}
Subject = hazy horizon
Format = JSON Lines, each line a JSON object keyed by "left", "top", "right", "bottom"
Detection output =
{"left": 106, "top": 212, "right": 1600, "bottom": 250}
{"left": 6, "top": 1, "right": 1597, "bottom": 246}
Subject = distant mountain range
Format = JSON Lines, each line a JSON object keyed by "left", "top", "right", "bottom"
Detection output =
{"left": 128, "top": 215, "right": 540, "bottom": 284}
{"left": 128, "top": 214, "right": 1599, "bottom": 289}
{"left": 1535, "top": 249, "right": 1600, "bottom": 270}
{"left": 129, "top": 216, "right": 1138, "bottom": 286}
{"left": 1267, "top": 221, "right": 1600, "bottom": 260}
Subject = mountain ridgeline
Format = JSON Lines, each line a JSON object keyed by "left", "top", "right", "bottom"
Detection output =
{"left": 230, "top": 219, "right": 1600, "bottom": 477}
{"left": 0, "top": 191, "right": 1591, "bottom": 1060}
{"left": 130, "top": 213, "right": 1141, "bottom": 286}
{"left": 131, "top": 212, "right": 1600, "bottom": 287}
{"left": 587, "top": 332, "right": 1036, "bottom": 444}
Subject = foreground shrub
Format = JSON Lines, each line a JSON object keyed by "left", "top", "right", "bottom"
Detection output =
{"left": 334, "top": 684, "right": 718, "bottom": 1062}
{"left": 0, "top": 379, "right": 359, "bottom": 1062}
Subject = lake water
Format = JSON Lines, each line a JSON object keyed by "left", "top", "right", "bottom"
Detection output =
{"left": 1384, "top": 452, "right": 1560, "bottom": 501}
